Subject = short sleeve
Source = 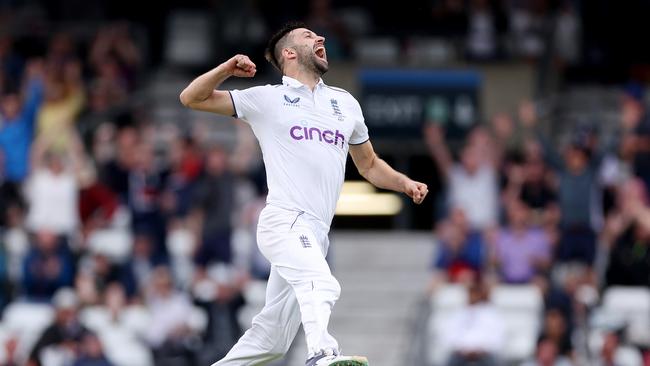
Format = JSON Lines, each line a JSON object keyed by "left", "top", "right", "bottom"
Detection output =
{"left": 228, "top": 85, "right": 270, "bottom": 122}
{"left": 349, "top": 98, "right": 369, "bottom": 145}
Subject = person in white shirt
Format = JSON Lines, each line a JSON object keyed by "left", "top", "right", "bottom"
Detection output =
{"left": 180, "top": 21, "right": 428, "bottom": 366}
{"left": 441, "top": 280, "right": 505, "bottom": 366}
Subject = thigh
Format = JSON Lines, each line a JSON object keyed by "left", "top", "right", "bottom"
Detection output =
{"left": 257, "top": 215, "right": 332, "bottom": 280}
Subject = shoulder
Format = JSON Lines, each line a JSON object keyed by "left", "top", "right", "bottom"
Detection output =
{"left": 323, "top": 84, "right": 352, "bottom": 96}
{"left": 236, "top": 83, "right": 280, "bottom": 93}
{"left": 323, "top": 84, "right": 357, "bottom": 102}
{"left": 324, "top": 85, "right": 363, "bottom": 112}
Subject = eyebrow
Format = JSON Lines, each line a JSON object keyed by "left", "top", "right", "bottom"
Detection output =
{"left": 302, "top": 30, "right": 314, "bottom": 37}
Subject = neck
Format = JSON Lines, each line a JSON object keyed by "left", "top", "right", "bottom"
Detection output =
{"left": 284, "top": 65, "right": 320, "bottom": 91}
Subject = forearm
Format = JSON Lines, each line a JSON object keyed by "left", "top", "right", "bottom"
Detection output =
{"left": 180, "top": 64, "right": 232, "bottom": 106}
{"left": 360, "top": 155, "right": 408, "bottom": 193}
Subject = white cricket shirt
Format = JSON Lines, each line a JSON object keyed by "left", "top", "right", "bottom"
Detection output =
{"left": 229, "top": 76, "right": 369, "bottom": 225}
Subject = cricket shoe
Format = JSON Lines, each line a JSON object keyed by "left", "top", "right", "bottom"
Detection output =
{"left": 306, "top": 351, "right": 369, "bottom": 366}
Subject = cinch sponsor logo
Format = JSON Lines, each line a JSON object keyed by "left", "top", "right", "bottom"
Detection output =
{"left": 289, "top": 125, "right": 345, "bottom": 148}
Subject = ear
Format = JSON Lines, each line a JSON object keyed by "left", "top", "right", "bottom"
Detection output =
{"left": 282, "top": 47, "right": 297, "bottom": 61}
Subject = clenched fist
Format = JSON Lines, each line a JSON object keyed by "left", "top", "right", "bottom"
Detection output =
{"left": 225, "top": 54, "right": 257, "bottom": 78}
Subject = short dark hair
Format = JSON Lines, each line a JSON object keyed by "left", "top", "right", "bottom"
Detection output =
{"left": 265, "top": 21, "right": 307, "bottom": 71}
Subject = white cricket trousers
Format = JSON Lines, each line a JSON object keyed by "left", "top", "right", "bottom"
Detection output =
{"left": 212, "top": 204, "right": 341, "bottom": 365}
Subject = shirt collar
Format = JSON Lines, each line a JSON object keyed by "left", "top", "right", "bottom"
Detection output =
{"left": 282, "top": 75, "right": 325, "bottom": 89}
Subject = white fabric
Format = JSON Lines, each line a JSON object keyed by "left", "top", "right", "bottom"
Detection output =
{"left": 213, "top": 204, "right": 340, "bottom": 365}
{"left": 145, "top": 292, "right": 194, "bottom": 347}
{"left": 229, "top": 76, "right": 369, "bottom": 225}
{"left": 25, "top": 169, "right": 78, "bottom": 234}
{"left": 441, "top": 303, "right": 505, "bottom": 354}
{"left": 448, "top": 164, "right": 498, "bottom": 229}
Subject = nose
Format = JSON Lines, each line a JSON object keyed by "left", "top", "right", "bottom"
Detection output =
{"left": 316, "top": 35, "right": 325, "bottom": 44}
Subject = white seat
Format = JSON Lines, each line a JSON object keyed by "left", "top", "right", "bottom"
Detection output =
{"left": 79, "top": 306, "right": 112, "bottom": 332}
{"left": 600, "top": 286, "right": 650, "bottom": 346}
{"left": 167, "top": 228, "right": 195, "bottom": 258}
{"left": 498, "top": 310, "right": 540, "bottom": 360}
{"left": 428, "top": 285, "right": 468, "bottom": 365}
{"left": 99, "top": 324, "right": 153, "bottom": 366}
{"left": 490, "top": 285, "right": 543, "bottom": 310}
{"left": 2, "top": 302, "right": 55, "bottom": 362}
{"left": 602, "top": 286, "right": 650, "bottom": 313}
{"left": 88, "top": 228, "right": 133, "bottom": 263}
{"left": 120, "top": 305, "right": 152, "bottom": 337}
{"left": 187, "top": 306, "right": 209, "bottom": 333}
{"left": 431, "top": 284, "right": 468, "bottom": 310}
{"left": 243, "top": 280, "right": 268, "bottom": 307}
{"left": 2, "top": 302, "right": 54, "bottom": 335}
{"left": 490, "top": 285, "right": 543, "bottom": 362}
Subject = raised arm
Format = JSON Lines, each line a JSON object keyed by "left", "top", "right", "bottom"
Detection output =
{"left": 179, "top": 54, "right": 256, "bottom": 115}
{"left": 349, "top": 141, "right": 428, "bottom": 204}
{"left": 423, "top": 123, "right": 452, "bottom": 177}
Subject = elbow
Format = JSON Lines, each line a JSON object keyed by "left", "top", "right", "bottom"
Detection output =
{"left": 179, "top": 90, "right": 191, "bottom": 108}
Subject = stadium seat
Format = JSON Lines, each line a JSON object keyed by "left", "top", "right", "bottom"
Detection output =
{"left": 1, "top": 302, "right": 55, "bottom": 362}
{"left": 427, "top": 284, "right": 468, "bottom": 365}
{"left": 188, "top": 306, "right": 209, "bottom": 333}
{"left": 600, "top": 286, "right": 650, "bottom": 346}
{"left": 120, "top": 306, "right": 152, "bottom": 337}
{"left": 88, "top": 228, "right": 133, "bottom": 263}
{"left": 79, "top": 306, "right": 112, "bottom": 332}
{"left": 238, "top": 280, "right": 268, "bottom": 329}
{"left": 98, "top": 324, "right": 154, "bottom": 366}
{"left": 489, "top": 285, "right": 543, "bottom": 362}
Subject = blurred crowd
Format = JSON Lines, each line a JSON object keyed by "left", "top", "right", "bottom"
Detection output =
{"left": 0, "top": 20, "right": 270, "bottom": 366}
{"left": 426, "top": 88, "right": 650, "bottom": 365}
{"left": 0, "top": 1, "right": 648, "bottom": 366}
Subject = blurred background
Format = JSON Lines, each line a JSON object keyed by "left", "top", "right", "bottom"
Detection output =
{"left": 1, "top": 0, "right": 650, "bottom": 365}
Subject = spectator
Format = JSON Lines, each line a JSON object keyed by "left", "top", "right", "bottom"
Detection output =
{"left": 97, "top": 125, "right": 138, "bottom": 202}
{"left": 76, "top": 253, "right": 124, "bottom": 305}
{"left": 144, "top": 266, "right": 198, "bottom": 366}
{"left": 593, "top": 331, "right": 643, "bottom": 366}
{"left": 25, "top": 132, "right": 83, "bottom": 236}
{"left": 0, "top": 35, "right": 24, "bottom": 82}
{"left": 490, "top": 199, "right": 551, "bottom": 284}
{"left": 78, "top": 161, "right": 120, "bottom": 239}
{"left": 72, "top": 332, "right": 113, "bottom": 366}
{"left": 128, "top": 142, "right": 168, "bottom": 256}
{"left": 425, "top": 124, "right": 499, "bottom": 231}
{"left": 0, "top": 60, "right": 44, "bottom": 183}
{"left": 28, "top": 288, "right": 87, "bottom": 366}
{"left": 2, "top": 335, "right": 20, "bottom": 366}
{"left": 538, "top": 308, "right": 574, "bottom": 359}
{"left": 619, "top": 83, "right": 650, "bottom": 193}
{"left": 522, "top": 103, "right": 607, "bottom": 266}
{"left": 521, "top": 337, "right": 573, "bottom": 366}
{"left": 162, "top": 135, "right": 203, "bottom": 220}
{"left": 504, "top": 139, "right": 559, "bottom": 228}
{"left": 89, "top": 22, "right": 142, "bottom": 91}
{"left": 604, "top": 178, "right": 650, "bottom": 287}
{"left": 22, "top": 231, "right": 74, "bottom": 300}
{"left": 191, "top": 145, "right": 235, "bottom": 267}
{"left": 120, "top": 233, "right": 165, "bottom": 299}
{"left": 465, "top": 0, "right": 505, "bottom": 61}
{"left": 36, "top": 59, "right": 85, "bottom": 151}
{"left": 429, "top": 207, "right": 487, "bottom": 290}
{"left": 441, "top": 279, "right": 505, "bottom": 366}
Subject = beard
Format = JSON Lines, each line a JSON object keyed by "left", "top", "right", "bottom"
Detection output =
{"left": 296, "top": 45, "right": 328, "bottom": 76}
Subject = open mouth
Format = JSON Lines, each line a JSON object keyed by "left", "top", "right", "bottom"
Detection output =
{"left": 314, "top": 46, "right": 326, "bottom": 60}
